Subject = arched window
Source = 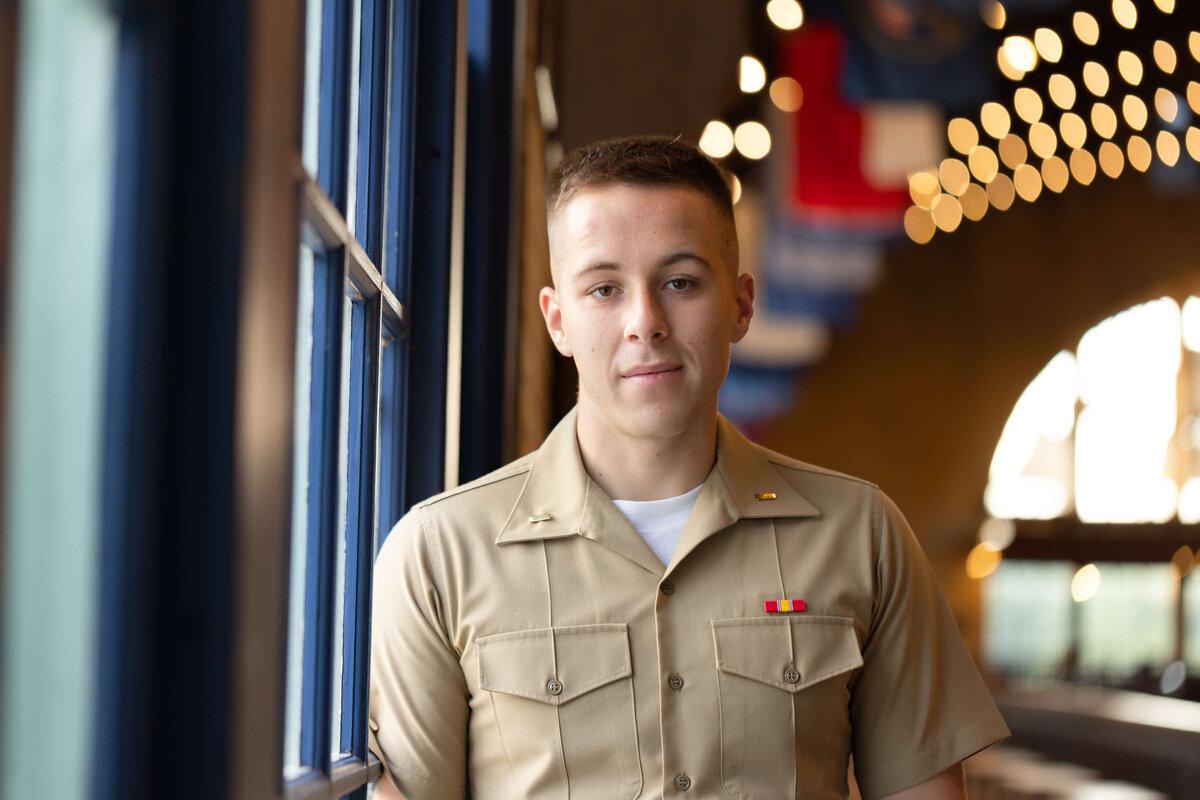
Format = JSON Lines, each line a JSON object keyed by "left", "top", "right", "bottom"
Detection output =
{"left": 977, "top": 297, "right": 1200, "bottom": 695}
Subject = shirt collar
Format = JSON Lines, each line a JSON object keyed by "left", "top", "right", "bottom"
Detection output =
{"left": 495, "top": 407, "right": 820, "bottom": 573}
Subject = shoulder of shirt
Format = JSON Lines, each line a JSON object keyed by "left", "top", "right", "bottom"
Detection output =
{"left": 747, "top": 439, "right": 880, "bottom": 491}
{"left": 410, "top": 451, "right": 536, "bottom": 511}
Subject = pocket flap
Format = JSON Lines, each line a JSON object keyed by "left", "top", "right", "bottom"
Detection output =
{"left": 712, "top": 615, "right": 863, "bottom": 693}
{"left": 477, "top": 623, "right": 631, "bottom": 705}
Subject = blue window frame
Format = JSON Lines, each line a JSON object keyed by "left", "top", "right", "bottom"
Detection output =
{"left": 283, "top": 0, "right": 462, "bottom": 797}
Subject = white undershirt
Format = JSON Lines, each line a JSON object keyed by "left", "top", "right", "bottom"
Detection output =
{"left": 613, "top": 485, "right": 704, "bottom": 567}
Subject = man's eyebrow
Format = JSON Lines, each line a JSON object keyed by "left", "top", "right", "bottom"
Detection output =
{"left": 659, "top": 251, "right": 714, "bottom": 271}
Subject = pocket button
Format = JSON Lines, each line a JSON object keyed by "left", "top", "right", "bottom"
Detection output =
{"left": 546, "top": 678, "right": 563, "bottom": 696}
{"left": 674, "top": 774, "right": 691, "bottom": 791}
{"left": 783, "top": 666, "right": 800, "bottom": 684}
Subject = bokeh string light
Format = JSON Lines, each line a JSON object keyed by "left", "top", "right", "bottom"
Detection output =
{"left": 905, "top": 4, "right": 1200, "bottom": 243}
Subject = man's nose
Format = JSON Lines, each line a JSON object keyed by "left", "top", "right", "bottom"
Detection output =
{"left": 624, "top": 289, "right": 669, "bottom": 342}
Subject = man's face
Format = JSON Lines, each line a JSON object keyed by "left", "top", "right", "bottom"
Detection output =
{"left": 540, "top": 183, "right": 754, "bottom": 444}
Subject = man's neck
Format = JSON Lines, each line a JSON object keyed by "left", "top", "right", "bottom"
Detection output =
{"left": 574, "top": 411, "right": 718, "bottom": 502}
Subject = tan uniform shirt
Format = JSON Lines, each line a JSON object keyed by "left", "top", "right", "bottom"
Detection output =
{"left": 368, "top": 409, "right": 1009, "bottom": 800}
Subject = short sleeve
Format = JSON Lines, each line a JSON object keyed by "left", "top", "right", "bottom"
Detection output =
{"left": 368, "top": 508, "right": 469, "bottom": 800}
{"left": 849, "top": 491, "right": 1009, "bottom": 799}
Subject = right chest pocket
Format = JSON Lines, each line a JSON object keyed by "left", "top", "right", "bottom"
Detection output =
{"left": 712, "top": 616, "right": 863, "bottom": 799}
{"left": 477, "top": 623, "right": 642, "bottom": 800}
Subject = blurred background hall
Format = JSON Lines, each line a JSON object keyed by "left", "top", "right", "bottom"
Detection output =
{"left": 1, "top": 0, "right": 1199, "bottom": 798}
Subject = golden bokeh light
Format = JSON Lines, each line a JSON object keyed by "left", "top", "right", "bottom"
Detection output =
{"left": 698, "top": 120, "right": 735, "bottom": 158}
{"left": 981, "top": 0, "right": 1006, "bottom": 30}
{"left": 734, "top": 121, "right": 771, "bottom": 159}
{"left": 1048, "top": 74, "right": 1077, "bottom": 109}
{"left": 1074, "top": 12, "right": 1100, "bottom": 46}
{"left": 981, "top": 101, "right": 1012, "bottom": 138}
{"left": 1099, "top": 140, "right": 1125, "bottom": 177}
{"left": 930, "top": 193, "right": 964, "bottom": 232}
{"left": 1127, "top": 134, "right": 1152, "bottom": 171}
{"left": 1092, "top": 102, "right": 1118, "bottom": 138}
{"left": 1029, "top": 121, "right": 1058, "bottom": 158}
{"left": 997, "top": 51, "right": 1026, "bottom": 82}
{"left": 730, "top": 174, "right": 743, "bottom": 204}
{"left": 1153, "top": 0, "right": 1174, "bottom": 12}
{"left": 987, "top": 173, "right": 1016, "bottom": 209}
{"left": 1157, "top": 130, "right": 1180, "bottom": 166}
{"left": 1070, "top": 148, "right": 1098, "bottom": 184}
{"left": 766, "top": 0, "right": 804, "bottom": 31}
{"left": 1171, "top": 545, "right": 1194, "bottom": 580}
{"left": 939, "top": 158, "right": 972, "bottom": 196}
{"left": 969, "top": 145, "right": 1000, "bottom": 183}
{"left": 1060, "top": 113, "right": 1087, "bottom": 150}
{"left": 965, "top": 543, "right": 1002, "bottom": 580}
{"left": 1189, "top": 81, "right": 1200, "bottom": 114}
{"left": 904, "top": 205, "right": 936, "bottom": 244}
{"left": 909, "top": 169, "right": 940, "bottom": 208}
{"left": 1154, "top": 40, "right": 1177, "bottom": 73}
{"left": 999, "top": 133, "right": 1028, "bottom": 168}
{"left": 960, "top": 183, "right": 989, "bottom": 221}
{"left": 1112, "top": 0, "right": 1137, "bottom": 29}
{"left": 1192, "top": 32, "right": 1200, "bottom": 62}
{"left": 739, "top": 56, "right": 767, "bottom": 93}
{"left": 948, "top": 117, "right": 980, "bottom": 154}
{"left": 1041, "top": 155, "right": 1070, "bottom": 192}
{"left": 1118, "top": 50, "right": 1144, "bottom": 85}
{"left": 1013, "top": 163, "right": 1043, "bottom": 201}
{"left": 1188, "top": 127, "right": 1200, "bottom": 161}
{"left": 1122, "top": 94, "right": 1148, "bottom": 130}
{"left": 1002, "top": 36, "right": 1038, "bottom": 73}
{"left": 1014, "top": 87, "right": 1043, "bottom": 123}
{"left": 1083, "top": 62, "right": 1110, "bottom": 97}
{"left": 769, "top": 77, "right": 804, "bottom": 112}
{"left": 1155, "top": 88, "right": 1179, "bottom": 123}
{"left": 1071, "top": 564, "right": 1101, "bottom": 602}
{"left": 1034, "top": 28, "right": 1063, "bottom": 62}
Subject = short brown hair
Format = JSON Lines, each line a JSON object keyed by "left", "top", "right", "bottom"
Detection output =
{"left": 547, "top": 135, "right": 734, "bottom": 223}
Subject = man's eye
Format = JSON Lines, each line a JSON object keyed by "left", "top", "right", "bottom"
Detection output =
{"left": 666, "top": 278, "right": 692, "bottom": 290}
{"left": 591, "top": 285, "right": 616, "bottom": 298}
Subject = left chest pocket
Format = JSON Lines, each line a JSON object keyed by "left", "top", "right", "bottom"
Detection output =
{"left": 711, "top": 616, "right": 863, "bottom": 799}
{"left": 477, "top": 623, "right": 642, "bottom": 799}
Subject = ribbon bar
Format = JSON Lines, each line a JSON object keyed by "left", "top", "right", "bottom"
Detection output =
{"left": 764, "top": 599, "right": 806, "bottom": 613}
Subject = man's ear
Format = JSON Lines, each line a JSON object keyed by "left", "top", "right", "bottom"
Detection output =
{"left": 730, "top": 272, "right": 755, "bottom": 344}
{"left": 539, "top": 286, "right": 574, "bottom": 357}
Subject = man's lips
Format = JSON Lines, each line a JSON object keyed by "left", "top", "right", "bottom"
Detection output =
{"left": 622, "top": 364, "right": 682, "bottom": 379}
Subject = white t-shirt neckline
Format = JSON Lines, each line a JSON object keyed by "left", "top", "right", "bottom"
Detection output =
{"left": 612, "top": 484, "right": 704, "bottom": 567}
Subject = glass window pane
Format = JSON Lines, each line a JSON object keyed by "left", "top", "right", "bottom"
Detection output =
{"left": 283, "top": 243, "right": 317, "bottom": 775}
{"left": 376, "top": 327, "right": 406, "bottom": 548}
{"left": 983, "top": 560, "right": 1074, "bottom": 679}
{"left": 301, "top": 0, "right": 322, "bottom": 177}
{"left": 331, "top": 292, "right": 353, "bottom": 755}
{"left": 345, "top": 0, "right": 362, "bottom": 235}
{"left": 1185, "top": 572, "right": 1200, "bottom": 670}
{"left": 1078, "top": 563, "right": 1175, "bottom": 680}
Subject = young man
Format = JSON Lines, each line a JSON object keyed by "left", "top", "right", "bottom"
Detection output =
{"left": 368, "top": 136, "right": 1008, "bottom": 800}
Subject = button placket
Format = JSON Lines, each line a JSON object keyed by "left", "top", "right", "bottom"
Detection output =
{"left": 667, "top": 673, "right": 684, "bottom": 691}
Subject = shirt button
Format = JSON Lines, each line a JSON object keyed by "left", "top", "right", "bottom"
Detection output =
{"left": 661, "top": 580, "right": 675, "bottom": 596}
{"left": 546, "top": 678, "right": 563, "bottom": 695}
{"left": 674, "top": 774, "right": 691, "bottom": 791}
{"left": 668, "top": 673, "right": 684, "bottom": 690}
{"left": 783, "top": 666, "right": 800, "bottom": 684}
